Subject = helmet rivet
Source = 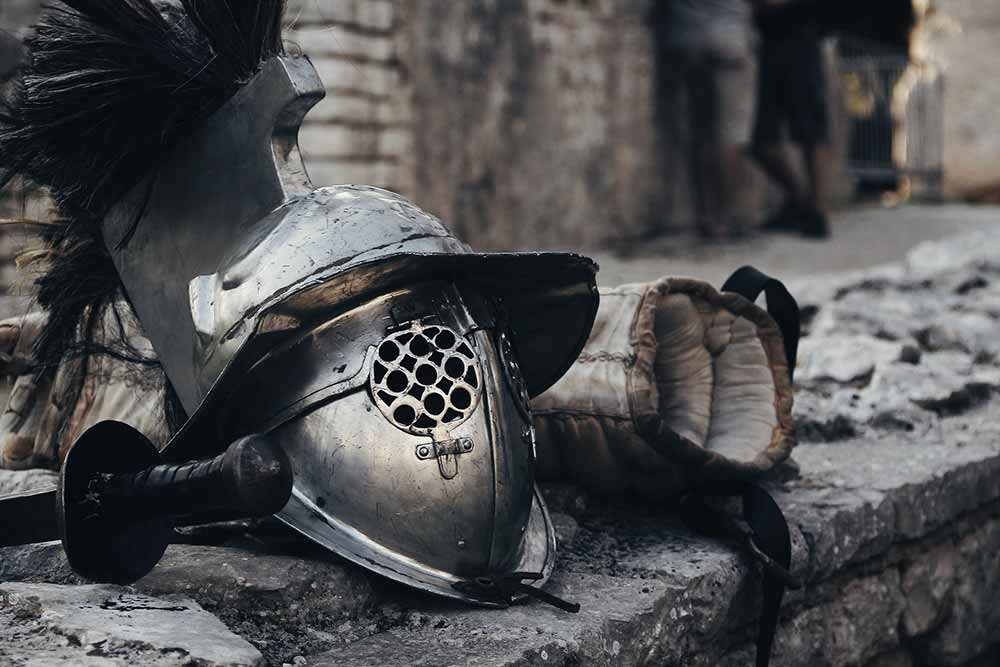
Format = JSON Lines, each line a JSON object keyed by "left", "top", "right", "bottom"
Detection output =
{"left": 418, "top": 446, "right": 430, "bottom": 458}
{"left": 462, "top": 440, "right": 473, "bottom": 452}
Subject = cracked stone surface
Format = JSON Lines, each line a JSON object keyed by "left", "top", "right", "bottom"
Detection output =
{"left": 0, "top": 582, "right": 264, "bottom": 666}
{"left": 0, "top": 468, "right": 57, "bottom": 496}
{"left": 3, "top": 230, "right": 1000, "bottom": 665}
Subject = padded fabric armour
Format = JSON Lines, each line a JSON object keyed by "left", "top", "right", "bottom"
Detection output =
{"left": 532, "top": 278, "right": 795, "bottom": 500}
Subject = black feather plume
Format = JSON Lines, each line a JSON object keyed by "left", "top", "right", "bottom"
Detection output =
{"left": 0, "top": 0, "right": 287, "bottom": 388}
{"left": 181, "top": 0, "right": 286, "bottom": 84}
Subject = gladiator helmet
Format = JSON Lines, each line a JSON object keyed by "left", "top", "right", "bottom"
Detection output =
{"left": 3, "top": 2, "right": 598, "bottom": 604}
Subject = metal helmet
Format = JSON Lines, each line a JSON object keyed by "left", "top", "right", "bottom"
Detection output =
{"left": 99, "top": 55, "right": 598, "bottom": 603}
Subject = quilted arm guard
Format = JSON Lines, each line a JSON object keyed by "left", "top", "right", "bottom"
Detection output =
{"left": 531, "top": 277, "right": 796, "bottom": 500}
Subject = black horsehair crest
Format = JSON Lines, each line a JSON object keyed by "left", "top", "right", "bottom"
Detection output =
{"left": 0, "top": 0, "right": 287, "bottom": 385}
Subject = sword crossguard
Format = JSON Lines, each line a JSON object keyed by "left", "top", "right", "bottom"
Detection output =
{"left": 59, "top": 422, "right": 292, "bottom": 584}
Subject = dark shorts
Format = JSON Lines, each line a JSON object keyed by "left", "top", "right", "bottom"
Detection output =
{"left": 752, "top": 32, "right": 830, "bottom": 148}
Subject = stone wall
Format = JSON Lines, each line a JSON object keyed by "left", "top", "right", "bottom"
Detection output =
{"left": 287, "top": 0, "right": 671, "bottom": 249}
{"left": 280, "top": 0, "right": 1000, "bottom": 242}
{"left": 925, "top": 0, "right": 1000, "bottom": 195}
{"left": 4, "top": 1, "right": 1000, "bottom": 248}
{"left": 0, "top": 0, "right": 842, "bottom": 256}
{"left": 302, "top": 1, "right": 852, "bottom": 251}
{"left": 395, "top": 0, "right": 666, "bottom": 249}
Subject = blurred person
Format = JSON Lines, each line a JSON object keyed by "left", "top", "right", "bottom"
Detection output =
{"left": 651, "top": 0, "right": 756, "bottom": 241}
{"left": 750, "top": 0, "right": 832, "bottom": 239}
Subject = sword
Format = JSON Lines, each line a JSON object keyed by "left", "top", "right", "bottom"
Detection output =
{"left": 0, "top": 420, "right": 293, "bottom": 584}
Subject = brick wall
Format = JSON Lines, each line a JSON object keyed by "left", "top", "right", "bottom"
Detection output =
{"left": 286, "top": 0, "right": 413, "bottom": 194}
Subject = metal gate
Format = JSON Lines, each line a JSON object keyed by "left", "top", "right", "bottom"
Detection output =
{"left": 838, "top": 37, "right": 944, "bottom": 199}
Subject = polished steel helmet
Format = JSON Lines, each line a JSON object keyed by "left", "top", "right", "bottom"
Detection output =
{"left": 99, "top": 55, "right": 598, "bottom": 603}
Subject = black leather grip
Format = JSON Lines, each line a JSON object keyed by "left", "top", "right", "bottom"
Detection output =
{"left": 112, "top": 434, "right": 293, "bottom": 526}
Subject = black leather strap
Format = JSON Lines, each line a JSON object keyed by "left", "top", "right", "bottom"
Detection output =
{"left": 677, "top": 268, "right": 803, "bottom": 666}
{"left": 452, "top": 572, "right": 581, "bottom": 613}
{"left": 722, "top": 266, "right": 801, "bottom": 381}
{"left": 680, "top": 482, "right": 799, "bottom": 667}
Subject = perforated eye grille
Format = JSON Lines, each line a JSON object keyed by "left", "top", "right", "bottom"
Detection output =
{"left": 498, "top": 329, "right": 532, "bottom": 419}
{"left": 370, "top": 324, "right": 482, "bottom": 434}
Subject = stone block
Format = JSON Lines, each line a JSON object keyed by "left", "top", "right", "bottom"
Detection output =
{"left": 0, "top": 582, "right": 264, "bottom": 666}
{"left": 900, "top": 546, "right": 957, "bottom": 639}
{"left": 0, "top": 540, "right": 378, "bottom": 665}
{"left": 914, "top": 519, "right": 1000, "bottom": 664}
{"left": 0, "top": 468, "right": 57, "bottom": 496}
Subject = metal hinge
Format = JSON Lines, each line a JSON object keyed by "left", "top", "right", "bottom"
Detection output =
{"left": 415, "top": 438, "right": 474, "bottom": 480}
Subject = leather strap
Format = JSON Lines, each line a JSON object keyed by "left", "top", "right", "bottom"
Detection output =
{"left": 452, "top": 572, "right": 581, "bottom": 613}
{"left": 722, "top": 266, "right": 801, "bottom": 381}
{"left": 677, "top": 267, "right": 803, "bottom": 665}
{"left": 681, "top": 482, "right": 799, "bottom": 667}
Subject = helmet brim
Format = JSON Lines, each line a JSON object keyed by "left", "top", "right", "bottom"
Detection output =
{"left": 267, "top": 250, "right": 600, "bottom": 397}
{"left": 275, "top": 483, "right": 557, "bottom": 606}
{"left": 162, "top": 251, "right": 598, "bottom": 462}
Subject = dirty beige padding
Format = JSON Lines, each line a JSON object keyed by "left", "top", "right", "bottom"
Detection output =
{"left": 532, "top": 278, "right": 795, "bottom": 500}
{"left": 0, "top": 299, "right": 173, "bottom": 472}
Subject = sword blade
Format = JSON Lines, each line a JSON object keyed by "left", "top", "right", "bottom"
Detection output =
{"left": 0, "top": 486, "right": 60, "bottom": 546}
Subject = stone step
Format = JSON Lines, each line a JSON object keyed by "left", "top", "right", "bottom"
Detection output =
{"left": 0, "top": 582, "right": 265, "bottom": 666}
{"left": 3, "top": 230, "right": 1000, "bottom": 665}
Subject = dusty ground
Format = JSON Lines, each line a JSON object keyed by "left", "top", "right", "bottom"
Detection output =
{"left": 591, "top": 203, "right": 999, "bottom": 287}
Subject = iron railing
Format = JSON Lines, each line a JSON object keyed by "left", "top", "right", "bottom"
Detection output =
{"left": 838, "top": 37, "right": 944, "bottom": 199}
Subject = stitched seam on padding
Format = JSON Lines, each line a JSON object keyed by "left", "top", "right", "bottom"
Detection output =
{"left": 575, "top": 352, "right": 637, "bottom": 364}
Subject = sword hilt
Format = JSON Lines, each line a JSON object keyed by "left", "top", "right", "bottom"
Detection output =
{"left": 59, "top": 421, "right": 293, "bottom": 584}
{"left": 112, "top": 434, "right": 292, "bottom": 526}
